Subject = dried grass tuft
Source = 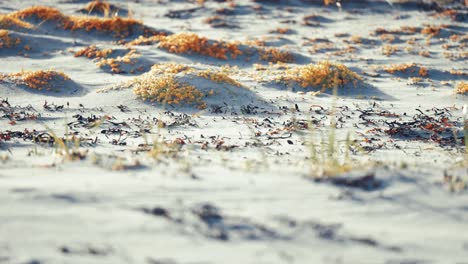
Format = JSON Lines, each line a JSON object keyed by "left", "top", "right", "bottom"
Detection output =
{"left": 383, "top": 63, "right": 429, "bottom": 77}
{"left": 158, "top": 32, "right": 243, "bottom": 60}
{"left": 455, "top": 81, "right": 467, "bottom": 95}
{"left": 6, "top": 70, "right": 70, "bottom": 90}
{"left": 0, "top": 29, "right": 21, "bottom": 49}
{"left": 11, "top": 6, "right": 152, "bottom": 38}
{"left": 278, "top": 61, "right": 362, "bottom": 90}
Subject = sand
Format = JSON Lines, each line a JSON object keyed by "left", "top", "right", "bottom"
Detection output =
{"left": 0, "top": 0, "right": 467, "bottom": 263}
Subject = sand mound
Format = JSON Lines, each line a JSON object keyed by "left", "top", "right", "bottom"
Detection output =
{"left": 274, "top": 61, "right": 364, "bottom": 91}
{"left": 7, "top": 6, "right": 159, "bottom": 39}
{"left": 101, "top": 63, "right": 263, "bottom": 110}
{"left": 126, "top": 32, "right": 295, "bottom": 64}
{"left": 0, "top": 70, "right": 83, "bottom": 96}
{"left": 73, "top": 45, "right": 151, "bottom": 74}
{"left": 455, "top": 81, "right": 467, "bottom": 95}
{"left": 382, "top": 63, "right": 429, "bottom": 77}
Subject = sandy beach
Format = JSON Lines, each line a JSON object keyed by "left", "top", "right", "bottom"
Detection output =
{"left": 0, "top": 0, "right": 467, "bottom": 263}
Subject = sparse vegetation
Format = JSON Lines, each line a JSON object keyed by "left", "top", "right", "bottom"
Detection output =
{"left": 381, "top": 45, "right": 400, "bottom": 56}
{"left": 0, "top": 14, "right": 34, "bottom": 30}
{"left": 5, "top": 70, "right": 71, "bottom": 90}
{"left": 10, "top": 6, "right": 153, "bottom": 38}
{"left": 74, "top": 45, "right": 113, "bottom": 59}
{"left": 125, "top": 35, "right": 165, "bottom": 46}
{"left": 277, "top": 61, "right": 362, "bottom": 91}
{"left": 258, "top": 47, "right": 294, "bottom": 63}
{"left": 455, "top": 81, "right": 467, "bottom": 95}
{"left": 158, "top": 32, "right": 243, "bottom": 60}
{"left": 133, "top": 75, "right": 206, "bottom": 109}
{"left": 74, "top": 46, "right": 144, "bottom": 73}
{"left": 383, "top": 63, "right": 429, "bottom": 77}
{"left": 196, "top": 68, "right": 242, "bottom": 87}
{"left": 0, "top": 30, "right": 20, "bottom": 49}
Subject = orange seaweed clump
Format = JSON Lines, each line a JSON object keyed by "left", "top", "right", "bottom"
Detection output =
{"left": 0, "top": 30, "right": 21, "bottom": 49}
{"left": 158, "top": 33, "right": 243, "bottom": 60}
{"left": 96, "top": 49, "right": 141, "bottom": 73}
{"left": 455, "top": 81, "right": 467, "bottom": 95}
{"left": 196, "top": 69, "right": 242, "bottom": 87}
{"left": 278, "top": 61, "right": 362, "bottom": 91}
{"left": 12, "top": 6, "right": 65, "bottom": 22}
{"left": 11, "top": 6, "right": 149, "bottom": 38}
{"left": 125, "top": 35, "right": 165, "bottom": 46}
{"left": 74, "top": 45, "right": 113, "bottom": 59}
{"left": 149, "top": 63, "right": 192, "bottom": 75}
{"left": 74, "top": 45, "right": 142, "bottom": 74}
{"left": 132, "top": 75, "right": 206, "bottom": 109}
{"left": 7, "top": 70, "right": 70, "bottom": 90}
{"left": 381, "top": 45, "right": 400, "bottom": 56}
{"left": 421, "top": 24, "right": 446, "bottom": 37}
{"left": 258, "top": 47, "right": 294, "bottom": 63}
{"left": 0, "top": 14, "right": 34, "bottom": 30}
{"left": 383, "top": 63, "right": 428, "bottom": 77}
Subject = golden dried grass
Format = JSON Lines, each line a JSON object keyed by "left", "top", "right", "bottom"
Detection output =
{"left": 6, "top": 70, "right": 70, "bottom": 90}
{"left": 129, "top": 63, "right": 243, "bottom": 109}
{"left": 158, "top": 32, "right": 243, "bottom": 60}
{"left": 383, "top": 63, "right": 428, "bottom": 77}
{"left": 0, "top": 29, "right": 21, "bottom": 49}
{"left": 132, "top": 75, "right": 206, "bottom": 109}
{"left": 278, "top": 61, "right": 362, "bottom": 90}
{"left": 455, "top": 81, "right": 467, "bottom": 95}
{"left": 11, "top": 6, "right": 150, "bottom": 38}
{"left": 74, "top": 45, "right": 113, "bottom": 59}
{"left": 0, "top": 14, "right": 34, "bottom": 30}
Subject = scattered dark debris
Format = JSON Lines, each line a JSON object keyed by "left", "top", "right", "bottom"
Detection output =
{"left": 0, "top": 98, "right": 38, "bottom": 122}
{"left": 117, "top": 104, "right": 130, "bottom": 112}
{"left": 209, "top": 103, "right": 227, "bottom": 114}
{"left": 165, "top": 112, "right": 198, "bottom": 128}
{"left": 383, "top": 108, "right": 463, "bottom": 147}
{"left": 241, "top": 105, "right": 259, "bottom": 115}
{"left": 60, "top": 245, "right": 111, "bottom": 256}
{"left": 143, "top": 207, "right": 170, "bottom": 218}
{"left": 43, "top": 101, "right": 64, "bottom": 112}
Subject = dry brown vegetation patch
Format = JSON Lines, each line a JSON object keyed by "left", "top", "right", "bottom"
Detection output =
{"left": 0, "top": 14, "right": 34, "bottom": 30}
{"left": 119, "top": 63, "right": 244, "bottom": 109}
{"left": 5, "top": 70, "right": 70, "bottom": 90}
{"left": 258, "top": 47, "right": 294, "bottom": 63}
{"left": 74, "top": 46, "right": 142, "bottom": 74}
{"left": 455, "top": 81, "right": 467, "bottom": 95}
{"left": 10, "top": 6, "right": 152, "bottom": 38}
{"left": 381, "top": 45, "right": 400, "bottom": 56}
{"left": 383, "top": 63, "right": 429, "bottom": 77}
{"left": 74, "top": 45, "right": 113, "bottom": 59}
{"left": 158, "top": 32, "right": 243, "bottom": 60}
{"left": 277, "top": 61, "right": 362, "bottom": 91}
{"left": 0, "top": 30, "right": 20, "bottom": 49}
{"left": 133, "top": 75, "right": 205, "bottom": 108}
{"left": 125, "top": 35, "right": 165, "bottom": 46}
{"left": 421, "top": 24, "right": 447, "bottom": 37}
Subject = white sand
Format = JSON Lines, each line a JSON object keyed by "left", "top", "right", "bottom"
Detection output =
{"left": 0, "top": 0, "right": 467, "bottom": 263}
